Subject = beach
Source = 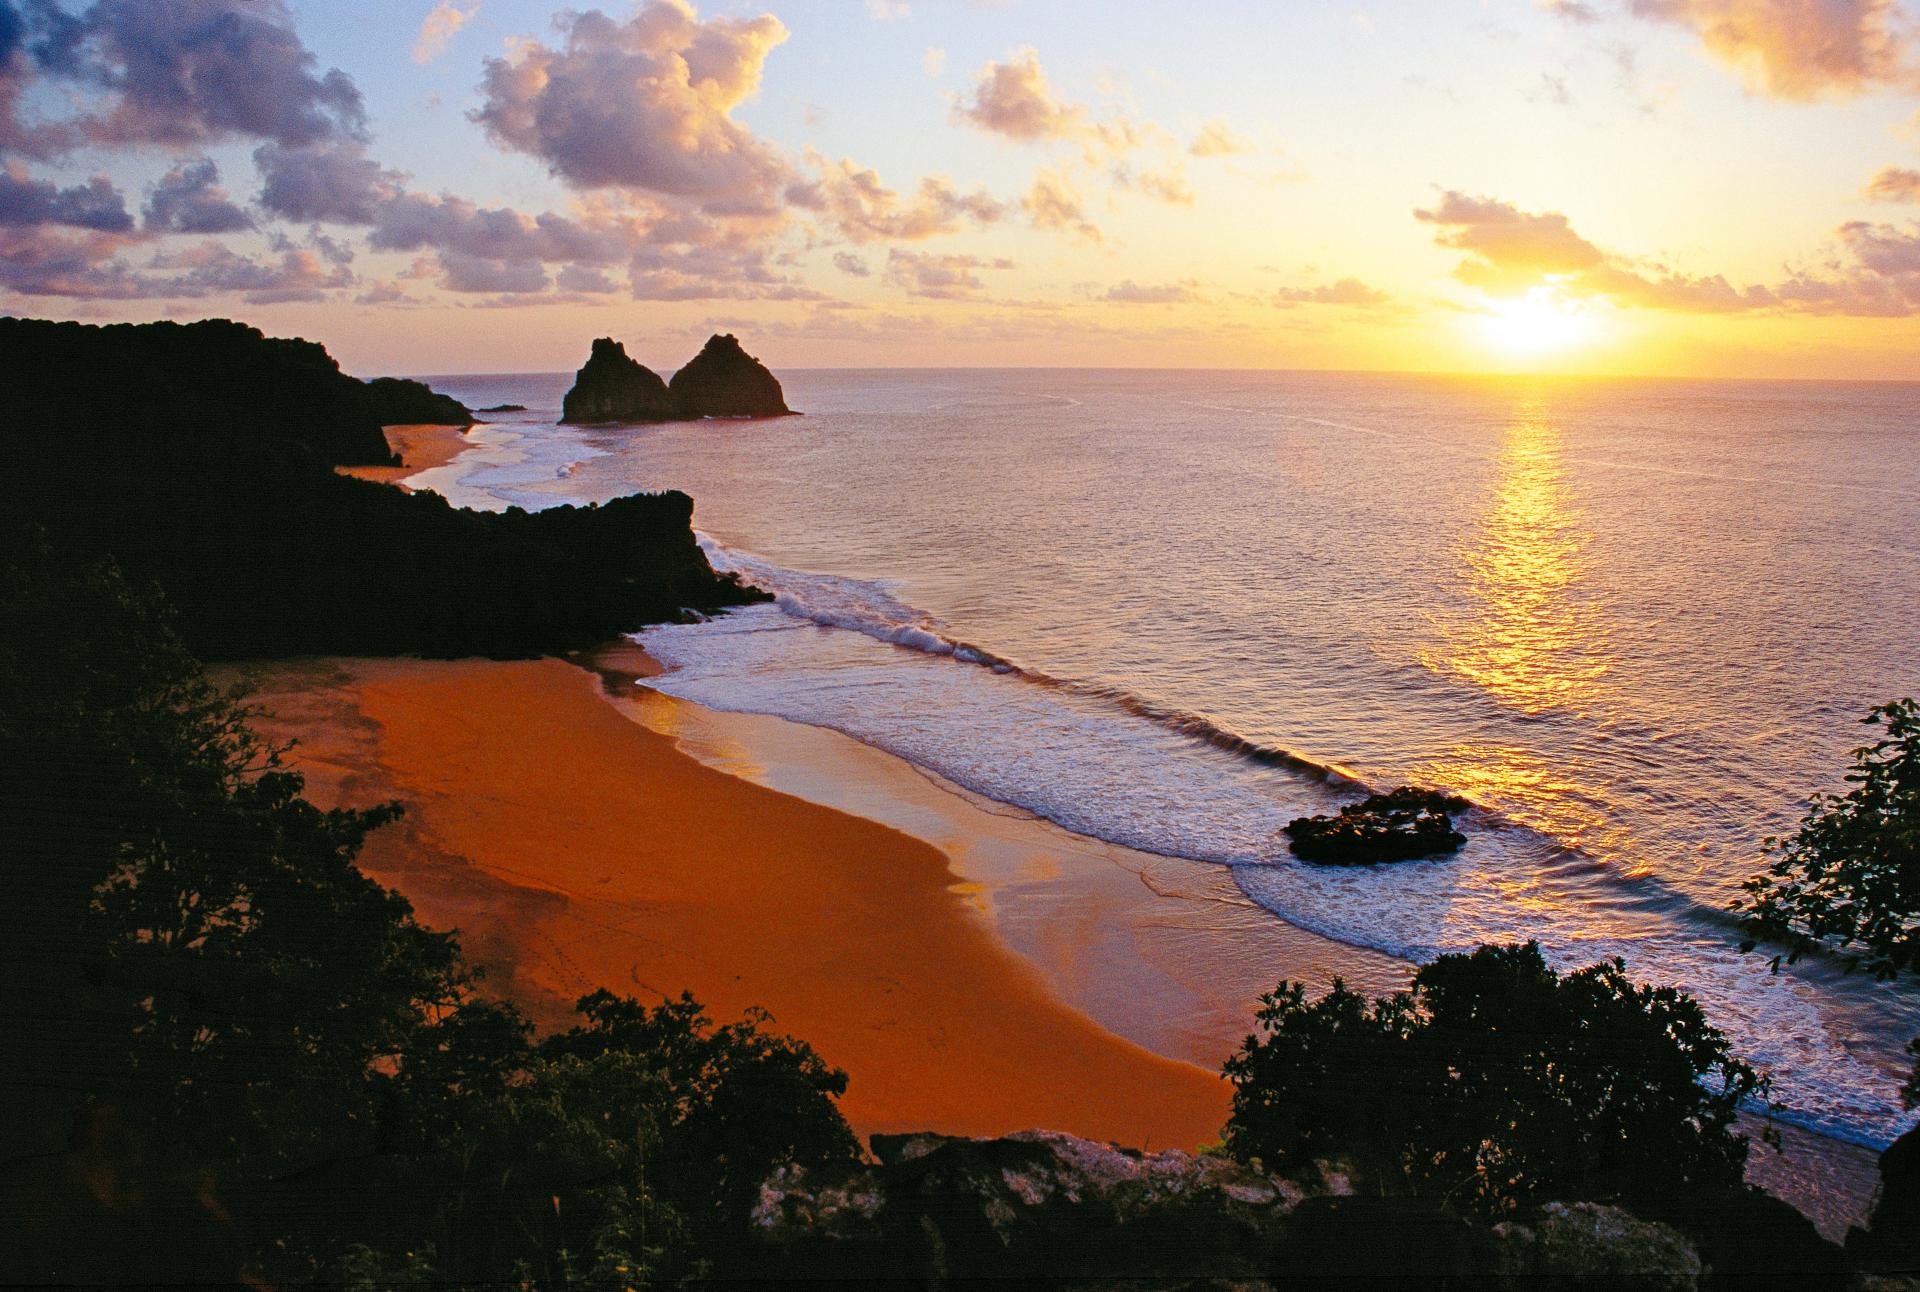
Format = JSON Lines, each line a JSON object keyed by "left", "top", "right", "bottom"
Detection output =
{"left": 338, "top": 423, "right": 475, "bottom": 491}
{"left": 231, "top": 652, "right": 1244, "bottom": 1149}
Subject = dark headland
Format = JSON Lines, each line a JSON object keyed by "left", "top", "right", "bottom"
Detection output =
{"left": 561, "top": 332, "right": 794, "bottom": 424}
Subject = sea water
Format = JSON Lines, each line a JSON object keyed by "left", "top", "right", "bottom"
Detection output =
{"left": 422, "top": 367, "right": 1920, "bottom": 1148}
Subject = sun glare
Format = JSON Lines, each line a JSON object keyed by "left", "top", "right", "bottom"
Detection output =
{"left": 1477, "top": 285, "right": 1598, "bottom": 361}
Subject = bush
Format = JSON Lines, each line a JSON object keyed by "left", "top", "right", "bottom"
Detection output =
{"left": 1222, "top": 942, "right": 1767, "bottom": 1215}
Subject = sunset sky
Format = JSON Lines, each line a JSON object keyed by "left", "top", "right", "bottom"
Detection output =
{"left": 7, "top": 0, "right": 1920, "bottom": 377}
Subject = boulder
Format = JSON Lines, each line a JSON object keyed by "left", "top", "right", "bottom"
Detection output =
{"left": 668, "top": 333, "right": 793, "bottom": 418}
{"left": 1284, "top": 786, "right": 1470, "bottom": 865}
{"left": 744, "top": 1129, "right": 1709, "bottom": 1287}
{"left": 559, "top": 337, "right": 673, "bottom": 424}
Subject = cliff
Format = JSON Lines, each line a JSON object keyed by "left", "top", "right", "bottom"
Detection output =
{"left": 364, "top": 376, "right": 472, "bottom": 426}
{"left": 559, "top": 337, "right": 673, "bottom": 424}
{"left": 0, "top": 315, "right": 395, "bottom": 465}
{"left": 1, "top": 314, "right": 767, "bottom": 659}
{"left": 669, "top": 332, "right": 793, "bottom": 418}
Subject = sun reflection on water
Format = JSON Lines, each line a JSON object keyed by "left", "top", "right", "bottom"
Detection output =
{"left": 1419, "top": 399, "right": 1625, "bottom": 856}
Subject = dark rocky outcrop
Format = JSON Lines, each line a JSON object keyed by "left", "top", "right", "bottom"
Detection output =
{"left": 1285, "top": 786, "right": 1471, "bottom": 865}
{"left": 669, "top": 332, "right": 793, "bottom": 418}
{"left": 1, "top": 314, "right": 767, "bottom": 659}
{"left": 0, "top": 315, "right": 394, "bottom": 465}
{"left": 745, "top": 1129, "right": 1707, "bottom": 1288}
{"left": 1850, "top": 1125, "right": 1920, "bottom": 1276}
{"left": 477, "top": 403, "right": 526, "bottom": 413}
{"left": 559, "top": 337, "right": 672, "bottom": 424}
{"left": 364, "top": 376, "right": 472, "bottom": 426}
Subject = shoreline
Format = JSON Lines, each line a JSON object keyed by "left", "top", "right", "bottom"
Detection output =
{"left": 337, "top": 422, "right": 475, "bottom": 492}
{"left": 227, "top": 645, "right": 1883, "bottom": 1236}
{"left": 230, "top": 653, "right": 1233, "bottom": 1149}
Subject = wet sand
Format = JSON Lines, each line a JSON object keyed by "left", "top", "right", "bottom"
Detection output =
{"left": 338, "top": 423, "right": 474, "bottom": 491}
{"left": 233, "top": 654, "right": 1234, "bottom": 1149}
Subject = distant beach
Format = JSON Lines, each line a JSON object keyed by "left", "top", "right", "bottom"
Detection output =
{"left": 337, "top": 422, "right": 475, "bottom": 492}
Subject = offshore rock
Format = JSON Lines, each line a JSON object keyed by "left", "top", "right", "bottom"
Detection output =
{"left": 1284, "top": 786, "right": 1470, "bottom": 865}
{"left": 668, "top": 333, "right": 793, "bottom": 418}
{"left": 559, "top": 337, "right": 673, "bottom": 424}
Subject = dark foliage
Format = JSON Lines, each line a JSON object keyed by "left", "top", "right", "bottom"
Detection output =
{"left": 0, "top": 538, "right": 855, "bottom": 1286}
{"left": 668, "top": 332, "right": 794, "bottom": 418}
{"left": 0, "top": 317, "right": 765, "bottom": 659}
{"left": 560, "top": 336, "right": 673, "bottom": 424}
{"left": 1284, "top": 785, "right": 1470, "bottom": 865}
{"left": 0, "top": 315, "right": 396, "bottom": 465}
{"left": 364, "top": 376, "right": 472, "bottom": 426}
{"left": 1222, "top": 942, "right": 1767, "bottom": 1216}
{"left": 1737, "top": 698, "right": 1920, "bottom": 986}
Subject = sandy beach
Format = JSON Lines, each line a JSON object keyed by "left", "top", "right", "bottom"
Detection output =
{"left": 233, "top": 653, "right": 1237, "bottom": 1149}
{"left": 338, "top": 423, "right": 475, "bottom": 491}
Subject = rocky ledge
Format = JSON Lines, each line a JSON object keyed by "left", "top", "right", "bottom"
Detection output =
{"left": 1285, "top": 786, "right": 1471, "bottom": 865}
{"left": 560, "top": 337, "right": 673, "bottom": 424}
{"left": 668, "top": 332, "right": 793, "bottom": 418}
{"left": 746, "top": 1129, "right": 1717, "bottom": 1288}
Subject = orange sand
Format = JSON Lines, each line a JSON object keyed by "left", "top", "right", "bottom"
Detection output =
{"left": 237, "top": 655, "right": 1232, "bottom": 1149}
{"left": 338, "top": 423, "right": 474, "bottom": 491}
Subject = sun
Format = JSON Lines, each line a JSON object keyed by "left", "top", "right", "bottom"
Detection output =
{"left": 1477, "top": 283, "right": 1599, "bottom": 360}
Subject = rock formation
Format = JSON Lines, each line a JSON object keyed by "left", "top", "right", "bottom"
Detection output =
{"left": 745, "top": 1128, "right": 1709, "bottom": 1287}
{"left": 364, "top": 376, "right": 471, "bottom": 426}
{"left": 669, "top": 333, "right": 793, "bottom": 418}
{"left": 559, "top": 337, "right": 673, "bottom": 424}
{"left": 1284, "top": 786, "right": 1471, "bottom": 865}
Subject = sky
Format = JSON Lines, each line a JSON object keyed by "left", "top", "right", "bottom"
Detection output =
{"left": 6, "top": 0, "right": 1920, "bottom": 378}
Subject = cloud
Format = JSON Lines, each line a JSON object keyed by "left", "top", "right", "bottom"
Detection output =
{"left": 413, "top": 1, "right": 478, "bottom": 64}
{"left": 1272, "top": 277, "right": 1392, "bottom": 307}
{"left": 1110, "top": 159, "right": 1194, "bottom": 205}
{"left": 254, "top": 142, "right": 407, "bottom": 224}
{"left": 885, "top": 248, "right": 1013, "bottom": 299}
{"left": 866, "top": 0, "right": 908, "bottom": 18}
{"left": 436, "top": 251, "right": 548, "bottom": 294}
{"left": 8, "top": 0, "right": 365, "bottom": 151}
{"left": 952, "top": 46, "right": 1086, "bottom": 141}
{"left": 1418, "top": 187, "right": 1920, "bottom": 316}
{"left": 833, "top": 251, "right": 871, "bottom": 276}
{"left": 0, "top": 163, "right": 132, "bottom": 231}
{"left": 793, "top": 153, "right": 1004, "bottom": 242}
{"left": 1563, "top": 0, "right": 1919, "bottom": 99}
{"left": 1538, "top": 0, "right": 1600, "bottom": 20}
{"left": 154, "top": 240, "right": 355, "bottom": 303}
{"left": 923, "top": 46, "right": 945, "bottom": 78}
{"left": 368, "top": 191, "right": 641, "bottom": 267}
{"left": 472, "top": 1, "right": 791, "bottom": 208}
{"left": 1189, "top": 117, "right": 1253, "bottom": 157}
{"left": 143, "top": 157, "right": 251, "bottom": 233}
{"left": 1021, "top": 169, "right": 1101, "bottom": 242}
{"left": 1102, "top": 279, "right": 1196, "bottom": 303}
{"left": 1865, "top": 165, "right": 1920, "bottom": 203}
{"left": 1415, "top": 190, "right": 1605, "bottom": 290}
{"left": 556, "top": 263, "right": 620, "bottom": 293}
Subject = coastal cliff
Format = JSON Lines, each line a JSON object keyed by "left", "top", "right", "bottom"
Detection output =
{"left": 670, "top": 332, "right": 793, "bottom": 418}
{"left": 560, "top": 337, "right": 672, "bottom": 424}
{"left": 0, "top": 315, "right": 765, "bottom": 658}
{"left": 365, "top": 376, "right": 472, "bottom": 427}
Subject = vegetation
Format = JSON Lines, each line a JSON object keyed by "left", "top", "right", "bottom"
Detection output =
{"left": 0, "top": 315, "right": 764, "bottom": 658}
{"left": 1734, "top": 697, "right": 1920, "bottom": 1272}
{"left": 1221, "top": 942, "right": 1767, "bottom": 1215}
{"left": 1283, "top": 785, "right": 1470, "bottom": 865}
{"left": 0, "top": 536, "right": 852, "bottom": 1285}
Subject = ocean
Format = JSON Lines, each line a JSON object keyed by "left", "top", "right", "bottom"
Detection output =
{"left": 419, "top": 367, "right": 1920, "bottom": 1149}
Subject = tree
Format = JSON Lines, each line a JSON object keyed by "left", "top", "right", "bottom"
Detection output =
{"left": 1737, "top": 698, "right": 1920, "bottom": 985}
{"left": 1222, "top": 942, "right": 1767, "bottom": 1216}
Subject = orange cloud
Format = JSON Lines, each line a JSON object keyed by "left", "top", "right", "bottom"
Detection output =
{"left": 1623, "top": 0, "right": 1914, "bottom": 99}
{"left": 1865, "top": 165, "right": 1920, "bottom": 202}
{"left": 952, "top": 47, "right": 1086, "bottom": 141}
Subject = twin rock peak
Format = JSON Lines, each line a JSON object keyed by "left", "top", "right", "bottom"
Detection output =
{"left": 561, "top": 333, "right": 794, "bottom": 425}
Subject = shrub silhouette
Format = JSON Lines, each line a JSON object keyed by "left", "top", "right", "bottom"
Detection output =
{"left": 1222, "top": 942, "right": 1767, "bottom": 1215}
